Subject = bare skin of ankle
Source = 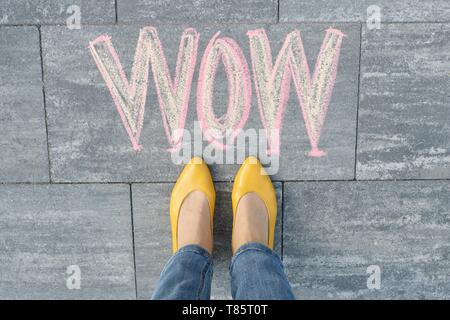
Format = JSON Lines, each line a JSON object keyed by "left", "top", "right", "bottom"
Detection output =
{"left": 178, "top": 191, "right": 213, "bottom": 254}
{"left": 232, "top": 192, "right": 268, "bottom": 254}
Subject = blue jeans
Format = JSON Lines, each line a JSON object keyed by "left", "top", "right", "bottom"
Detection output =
{"left": 151, "top": 242, "right": 295, "bottom": 300}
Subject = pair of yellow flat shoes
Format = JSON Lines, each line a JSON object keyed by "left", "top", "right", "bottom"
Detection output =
{"left": 170, "top": 156, "right": 277, "bottom": 253}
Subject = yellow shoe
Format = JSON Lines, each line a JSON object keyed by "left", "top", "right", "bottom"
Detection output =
{"left": 170, "top": 157, "right": 215, "bottom": 253}
{"left": 232, "top": 156, "right": 277, "bottom": 251}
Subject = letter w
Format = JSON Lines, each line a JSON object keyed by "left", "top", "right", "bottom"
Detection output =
{"left": 89, "top": 27, "right": 199, "bottom": 151}
{"left": 248, "top": 28, "right": 345, "bottom": 156}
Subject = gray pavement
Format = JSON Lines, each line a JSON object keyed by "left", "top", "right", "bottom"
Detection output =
{"left": 0, "top": 0, "right": 449, "bottom": 299}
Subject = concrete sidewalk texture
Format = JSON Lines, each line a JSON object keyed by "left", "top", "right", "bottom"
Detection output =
{"left": 0, "top": 0, "right": 449, "bottom": 299}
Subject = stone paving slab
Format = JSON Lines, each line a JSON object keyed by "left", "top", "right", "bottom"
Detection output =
{"left": 132, "top": 182, "right": 282, "bottom": 300}
{"left": 0, "top": 184, "right": 135, "bottom": 299}
{"left": 284, "top": 181, "right": 450, "bottom": 299}
{"left": 0, "top": 0, "right": 115, "bottom": 25}
{"left": 357, "top": 24, "right": 450, "bottom": 180}
{"left": 280, "top": 0, "right": 450, "bottom": 22}
{"left": 42, "top": 23, "right": 359, "bottom": 182}
{"left": 0, "top": 26, "right": 49, "bottom": 182}
{"left": 117, "top": 0, "right": 278, "bottom": 23}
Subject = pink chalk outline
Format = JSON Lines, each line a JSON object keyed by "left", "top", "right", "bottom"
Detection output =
{"left": 247, "top": 28, "right": 291, "bottom": 156}
{"left": 89, "top": 33, "right": 149, "bottom": 151}
{"left": 197, "top": 32, "right": 252, "bottom": 150}
{"left": 247, "top": 28, "right": 345, "bottom": 157}
{"left": 145, "top": 27, "right": 199, "bottom": 152}
{"left": 293, "top": 28, "right": 346, "bottom": 157}
{"left": 89, "top": 27, "right": 199, "bottom": 152}
{"left": 89, "top": 27, "right": 344, "bottom": 156}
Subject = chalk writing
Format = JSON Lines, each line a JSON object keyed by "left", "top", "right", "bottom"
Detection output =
{"left": 248, "top": 28, "right": 345, "bottom": 156}
{"left": 197, "top": 32, "right": 251, "bottom": 150}
{"left": 89, "top": 27, "right": 199, "bottom": 151}
{"left": 89, "top": 27, "right": 345, "bottom": 156}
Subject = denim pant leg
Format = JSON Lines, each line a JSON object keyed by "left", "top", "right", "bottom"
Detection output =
{"left": 152, "top": 245, "right": 213, "bottom": 300}
{"left": 230, "top": 242, "right": 295, "bottom": 300}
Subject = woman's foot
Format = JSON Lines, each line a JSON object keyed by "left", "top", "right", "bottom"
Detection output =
{"left": 232, "top": 192, "right": 269, "bottom": 254}
{"left": 231, "top": 156, "right": 277, "bottom": 253}
{"left": 170, "top": 157, "right": 215, "bottom": 253}
{"left": 178, "top": 191, "right": 213, "bottom": 254}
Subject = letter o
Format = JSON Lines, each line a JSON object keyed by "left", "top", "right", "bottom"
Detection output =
{"left": 197, "top": 32, "right": 252, "bottom": 149}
